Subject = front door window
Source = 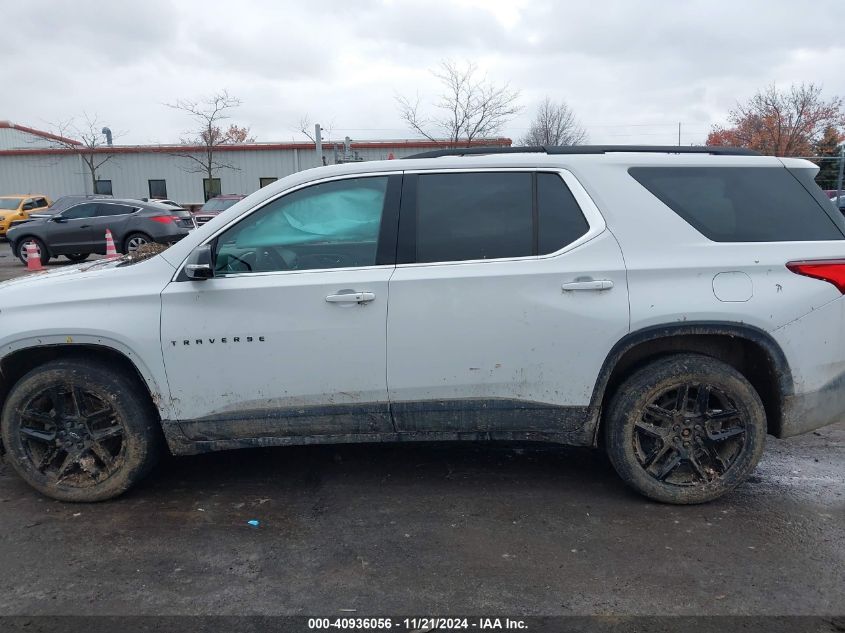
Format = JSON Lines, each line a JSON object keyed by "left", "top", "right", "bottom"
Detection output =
{"left": 214, "top": 176, "right": 389, "bottom": 274}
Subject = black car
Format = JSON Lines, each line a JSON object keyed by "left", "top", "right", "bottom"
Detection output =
{"left": 7, "top": 199, "right": 195, "bottom": 265}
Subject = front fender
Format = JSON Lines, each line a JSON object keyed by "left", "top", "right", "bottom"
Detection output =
{"left": 0, "top": 335, "right": 176, "bottom": 421}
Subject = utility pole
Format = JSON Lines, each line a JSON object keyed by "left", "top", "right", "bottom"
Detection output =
{"left": 315, "top": 123, "right": 323, "bottom": 167}
{"left": 678, "top": 122, "right": 681, "bottom": 145}
{"left": 836, "top": 144, "right": 845, "bottom": 202}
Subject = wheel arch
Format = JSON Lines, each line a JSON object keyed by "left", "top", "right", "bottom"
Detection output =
{"left": 0, "top": 340, "right": 169, "bottom": 436}
{"left": 590, "top": 322, "right": 793, "bottom": 440}
{"left": 10, "top": 234, "right": 51, "bottom": 258}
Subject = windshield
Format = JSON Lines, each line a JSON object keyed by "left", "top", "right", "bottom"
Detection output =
{"left": 200, "top": 198, "right": 239, "bottom": 212}
{"left": 0, "top": 199, "right": 21, "bottom": 210}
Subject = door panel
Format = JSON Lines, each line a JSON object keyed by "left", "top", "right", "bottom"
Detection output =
{"left": 387, "top": 169, "right": 630, "bottom": 436}
{"left": 160, "top": 173, "right": 402, "bottom": 440}
{"left": 49, "top": 203, "right": 98, "bottom": 253}
{"left": 160, "top": 268, "right": 394, "bottom": 438}
{"left": 86, "top": 203, "right": 136, "bottom": 253}
{"left": 387, "top": 234, "right": 629, "bottom": 433}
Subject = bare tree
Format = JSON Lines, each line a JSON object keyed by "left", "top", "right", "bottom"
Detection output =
{"left": 166, "top": 91, "right": 252, "bottom": 194}
{"left": 297, "top": 115, "right": 334, "bottom": 143}
{"left": 520, "top": 97, "right": 587, "bottom": 146}
{"left": 45, "top": 114, "right": 118, "bottom": 191}
{"left": 396, "top": 60, "right": 522, "bottom": 147}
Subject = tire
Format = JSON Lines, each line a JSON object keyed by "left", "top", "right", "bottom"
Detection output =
{"left": 16, "top": 237, "right": 49, "bottom": 266}
{"left": 65, "top": 253, "right": 89, "bottom": 263}
{"left": 1, "top": 359, "right": 163, "bottom": 502}
{"left": 603, "top": 354, "right": 766, "bottom": 504}
{"left": 123, "top": 233, "right": 152, "bottom": 254}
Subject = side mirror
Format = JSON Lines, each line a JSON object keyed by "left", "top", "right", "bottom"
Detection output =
{"left": 184, "top": 243, "right": 215, "bottom": 280}
{"left": 51, "top": 215, "right": 67, "bottom": 223}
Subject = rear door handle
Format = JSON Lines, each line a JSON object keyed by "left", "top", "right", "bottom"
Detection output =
{"left": 326, "top": 291, "right": 376, "bottom": 304}
{"left": 562, "top": 279, "right": 614, "bottom": 291}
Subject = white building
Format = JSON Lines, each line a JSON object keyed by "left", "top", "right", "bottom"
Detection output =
{"left": 0, "top": 121, "right": 511, "bottom": 208}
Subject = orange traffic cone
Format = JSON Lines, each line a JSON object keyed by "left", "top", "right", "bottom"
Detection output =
{"left": 25, "top": 242, "right": 43, "bottom": 271}
{"left": 105, "top": 229, "right": 119, "bottom": 258}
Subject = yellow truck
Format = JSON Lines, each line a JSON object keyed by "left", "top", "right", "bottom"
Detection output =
{"left": 0, "top": 195, "right": 52, "bottom": 238}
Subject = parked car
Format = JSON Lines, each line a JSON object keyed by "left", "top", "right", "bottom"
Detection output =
{"left": 194, "top": 194, "right": 246, "bottom": 226}
{"left": 142, "top": 198, "right": 183, "bottom": 209}
{"left": 6, "top": 198, "right": 195, "bottom": 265}
{"left": 1, "top": 145, "right": 844, "bottom": 504}
{"left": 8, "top": 194, "right": 115, "bottom": 231}
{"left": 0, "top": 194, "right": 51, "bottom": 238}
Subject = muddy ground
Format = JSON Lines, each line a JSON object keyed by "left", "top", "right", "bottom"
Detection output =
{"left": 0, "top": 240, "right": 103, "bottom": 282}
{"left": 0, "top": 422, "right": 842, "bottom": 617}
{"left": 0, "top": 240, "right": 842, "bottom": 617}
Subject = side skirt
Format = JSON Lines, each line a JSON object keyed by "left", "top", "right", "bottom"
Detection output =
{"left": 161, "top": 399, "right": 597, "bottom": 456}
{"left": 161, "top": 425, "right": 596, "bottom": 456}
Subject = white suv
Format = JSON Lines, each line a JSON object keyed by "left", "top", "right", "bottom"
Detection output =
{"left": 1, "top": 146, "right": 843, "bottom": 504}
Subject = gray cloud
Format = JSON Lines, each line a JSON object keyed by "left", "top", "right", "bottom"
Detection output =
{"left": 2, "top": 0, "right": 844, "bottom": 146}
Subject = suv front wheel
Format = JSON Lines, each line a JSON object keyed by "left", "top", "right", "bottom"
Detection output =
{"left": 1, "top": 359, "right": 163, "bottom": 502}
{"left": 16, "top": 237, "right": 49, "bottom": 266}
{"left": 604, "top": 354, "right": 766, "bottom": 504}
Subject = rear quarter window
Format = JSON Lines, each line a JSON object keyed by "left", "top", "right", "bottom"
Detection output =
{"left": 629, "top": 166, "right": 845, "bottom": 242}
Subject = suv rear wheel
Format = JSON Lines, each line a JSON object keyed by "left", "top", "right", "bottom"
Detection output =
{"left": 1, "top": 359, "right": 163, "bottom": 502}
{"left": 123, "top": 233, "right": 151, "bottom": 253}
{"left": 603, "top": 354, "right": 766, "bottom": 504}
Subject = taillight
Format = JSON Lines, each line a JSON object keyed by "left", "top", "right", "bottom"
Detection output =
{"left": 786, "top": 259, "right": 845, "bottom": 294}
{"left": 149, "top": 215, "right": 176, "bottom": 224}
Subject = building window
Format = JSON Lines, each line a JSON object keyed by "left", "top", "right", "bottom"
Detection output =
{"left": 94, "top": 180, "right": 113, "bottom": 196}
{"left": 148, "top": 179, "right": 167, "bottom": 199}
{"left": 259, "top": 177, "right": 278, "bottom": 188}
{"left": 203, "top": 178, "right": 222, "bottom": 201}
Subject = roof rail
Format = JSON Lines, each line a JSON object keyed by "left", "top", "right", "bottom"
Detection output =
{"left": 405, "top": 145, "right": 760, "bottom": 159}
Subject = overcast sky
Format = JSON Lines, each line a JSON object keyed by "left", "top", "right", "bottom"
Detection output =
{"left": 3, "top": 0, "right": 845, "bottom": 146}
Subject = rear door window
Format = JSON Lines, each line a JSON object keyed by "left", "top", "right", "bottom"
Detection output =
{"left": 537, "top": 173, "right": 590, "bottom": 254}
{"left": 629, "top": 166, "right": 845, "bottom": 242}
{"left": 415, "top": 172, "right": 533, "bottom": 263}
{"left": 96, "top": 203, "right": 135, "bottom": 217}
{"left": 411, "top": 171, "right": 591, "bottom": 263}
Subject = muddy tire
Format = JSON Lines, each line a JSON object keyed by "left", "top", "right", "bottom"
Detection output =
{"left": 603, "top": 354, "right": 766, "bottom": 504}
{"left": 1, "top": 359, "right": 163, "bottom": 502}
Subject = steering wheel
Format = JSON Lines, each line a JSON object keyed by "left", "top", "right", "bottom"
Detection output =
{"left": 255, "top": 246, "right": 297, "bottom": 271}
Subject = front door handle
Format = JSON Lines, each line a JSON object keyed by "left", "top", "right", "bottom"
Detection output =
{"left": 562, "top": 279, "right": 614, "bottom": 291}
{"left": 326, "top": 291, "right": 376, "bottom": 304}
